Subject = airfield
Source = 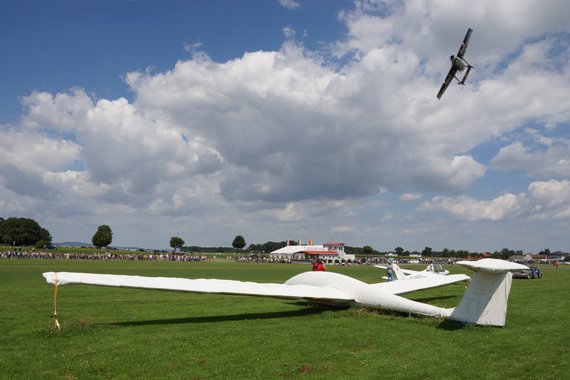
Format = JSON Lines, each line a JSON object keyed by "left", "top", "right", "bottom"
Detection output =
{"left": 1, "top": 258, "right": 568, "bottom": 379}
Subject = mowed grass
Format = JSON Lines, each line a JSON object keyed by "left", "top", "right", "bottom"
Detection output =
{"left": 0, "top": 259, "right": 568, "bottom": 379}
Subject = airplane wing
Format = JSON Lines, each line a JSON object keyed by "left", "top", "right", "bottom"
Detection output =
{"left": 374, "top": 265, "right": 418, "bottom": 276}
{"left": 369, "top": 273, "right": 470, "bottom": 295}
{"left": 457, "top": 28, "right": 473, "bottom": 58}
{"left": 437, "top": 66, "right": 457, "bottom": 99}
{"left": 42, "top": 272, "right": 354, "bottom": 302}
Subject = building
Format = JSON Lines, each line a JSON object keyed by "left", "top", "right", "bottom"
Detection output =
{"left": 509, "top": 254, "right": 533, "bottom": 263}
{"left": 270, "top": 242, "right": 355, "bottom": 264}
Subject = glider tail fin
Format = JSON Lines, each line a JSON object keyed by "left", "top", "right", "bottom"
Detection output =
{"left": 392, "top": 264, "right": 407, "bottom": 280}
{"left": 449, "top": 259, "right": 528, "bottom": 326}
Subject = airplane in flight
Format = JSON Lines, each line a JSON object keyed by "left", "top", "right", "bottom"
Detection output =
{"left": 374, "top": 262, "right": 451, "bottom": 280}
{"left": 437, "top": 28, "right": 474, "bottom": 99}
{"left": 43, "top": 258, "right": 527, "bottom": 327}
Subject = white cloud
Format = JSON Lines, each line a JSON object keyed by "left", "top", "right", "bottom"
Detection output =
{"left": 337, "top": 0, "right": 570, "bottom": 70}
{"left": 525, "top": 179, "right": 570, "bottom": 219}
{"left": 278, "top": 0, "right": 300, "bottom": 10}
{"left": 183, "top": 41, "right": 203, "bottom": 52}
{"left": 274, "top": 202, "right": 305, "bottom": 222}
{"left": 0, "top": 129, "right": 81, "bottom": 199}
{"left": 282, "top": 26, "right": 296, "bottom": 39}
{"left": 124, "top": 37, "right": 496, "bottom": 202}
{"left": 419, "top": 193, "right": 522, "bottom": 221}
{"left": 1, "top": 1, "right": 570, "bottom": 250}
{"left": 400, "top": 193, "right": 422, "bottom": 201}
{"left": 420, "top": 180, "right": 570, "bottom": 221}
{"left": 492, "top": 136, "right": 570, "bottom": 178}
{"left": 330, "top": 225, "right": 353, "bottom": 234}
{"left": 21, "top": 88, "right": 93, "bottom": 132}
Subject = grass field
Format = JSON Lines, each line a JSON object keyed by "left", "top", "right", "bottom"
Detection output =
{"left": 1, "top": 259, "right": 568, "bottom": 379}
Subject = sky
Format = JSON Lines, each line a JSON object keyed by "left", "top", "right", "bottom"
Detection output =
{"left": 1, "top": 0, "right": 569, "bottom": 252}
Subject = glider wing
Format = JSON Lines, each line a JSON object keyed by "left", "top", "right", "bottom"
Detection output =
{"left": 437, "top": 67, "right": 457, "bottom": 99}
{"left": 457, "top": 28, "right": 473, "bottom": 58}
{"left": 370, "top": 273, "right": 470, "bottom": 295}
{"left": 374, "top": 265, "right": 417, "bottom": 276}
{"left": 42, "top": 272, "right": 354, "bottom": 302}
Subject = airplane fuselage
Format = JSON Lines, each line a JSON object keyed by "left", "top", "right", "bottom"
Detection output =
{"left": 451, "top": 55, "right": 467, "bottom": 71}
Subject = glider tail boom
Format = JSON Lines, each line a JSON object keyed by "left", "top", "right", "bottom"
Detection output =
{"left": 460, "top": 64, "right": 472, "bottom": 85}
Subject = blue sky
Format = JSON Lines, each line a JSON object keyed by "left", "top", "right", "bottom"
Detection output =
{"left": 1, "top": 0, "right": 569, "bottom": 252}
{"left": 1, "top": 0, "right": 349, "bottom": 119}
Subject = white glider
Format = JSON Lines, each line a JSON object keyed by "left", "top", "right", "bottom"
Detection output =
{"left": 374, "top": 262, "right": 451, "bottom": 280}
{"left": 43, "top": 258, "right": 528, "bottom": 327}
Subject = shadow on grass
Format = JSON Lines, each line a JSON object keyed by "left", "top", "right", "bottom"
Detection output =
{"left": 407, "top": 295, "right": 458, "bottom": 303}
{"left": 436, "top": 319, "right": 468, "bottom": 331}
{"left": 108, "top": 303, "right": 337, "bottom": 327}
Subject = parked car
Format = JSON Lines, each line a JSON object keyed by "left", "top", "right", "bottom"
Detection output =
{"left": 512, "top": 266, "right": 542, "bottom": 279}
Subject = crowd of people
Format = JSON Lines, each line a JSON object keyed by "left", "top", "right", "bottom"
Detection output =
{"left": 0, "top": 250, "right": 211, "bottom": 262}
{"left": 1, "top": 249, "right": 464, "bottom": 267}
{"left": 226, "top": 255, "right": 292, "bottom": 264}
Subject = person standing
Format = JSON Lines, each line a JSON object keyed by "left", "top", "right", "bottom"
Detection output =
{"left": 311, "top": 260, "right": 319, "bottom": 271}
{"left": 386, "top": 261, "right": 394, "bottom": 281}
{"left": 313, "top": 258, "right": 326, "bottom": 271}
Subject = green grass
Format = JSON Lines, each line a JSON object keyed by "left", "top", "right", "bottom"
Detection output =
{"left": 0, "top": 259, "right": 568, "bottom": 379}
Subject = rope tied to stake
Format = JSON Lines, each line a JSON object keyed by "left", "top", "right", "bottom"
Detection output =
{"left": 53, "top": 273, "right": 61, "bottom": 333}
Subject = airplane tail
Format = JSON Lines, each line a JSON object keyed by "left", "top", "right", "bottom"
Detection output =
{"left": 448, "top": 259, "right": 528, "bottom": 326}
{"left": 392, "top": 264, "right": 407, "bottom": 280}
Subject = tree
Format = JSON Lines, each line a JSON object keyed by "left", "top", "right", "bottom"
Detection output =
{"left": 500, "top": 248, "right": 515, "bottom": 259}
{"left": 170, "top": 236, "right": 185, "bottom": 252}
{"left": 422, "top": 246, "right": 433, "bottom": 257}
{"left": 248, "top": 241, "right": 289, "bottom": 253}
{"left": 362, "top": 245, "right": 374, "bottom": 255}
{"left": 232, "top": 235, "right": 246, "bottom": 251}
{"left": 394, "top": 246, "right": 404, "bottom": 256}
{"left": 0, "top": 217, "right": 52, "bottom": 246}
{"left": 92, "top": 225, "right": 113, "bottom": 248}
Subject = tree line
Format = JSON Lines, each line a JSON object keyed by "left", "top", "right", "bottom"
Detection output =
{"left": 0, "top": 217, "right": 52, "bottom": 248}
{"left": 1, "top": 216, "right": 563, "bottom": 259}
{"left": 0, "top": 217, "right": 114, "bottom": 249}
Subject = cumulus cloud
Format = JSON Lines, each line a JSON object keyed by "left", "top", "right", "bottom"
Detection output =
{"left": 282, "top": 26, "right": 296, "bottom": 39}
{"left": 124, "top": 36, "right": 497, "bottom": 203}
{"left": 491, "top": 135, "right": 570, "bottom": 178}
{"left": 419, "top": 193, "right": 522, "bottom": 221}
{"left": 0, "top": 129, "right": 81, "bottom": 199}
{"left": 420, "top": 179, "right": 570, "bottom": 221}
{"left": 400, "top": 193, "right": 422, "bottom": 201}
{"left": 525, "top": 179, "right": 570, "bottom": 219}
{"left": 337, "top": 0, "right": 570, "bottom": 70}
{"left": 1, "top": 0, "right": 570, "bottom": 249}
{"left": 21, "top": 88, "right": 93, "bottom": 132}
{"left": 278, "top": 0, "right": 300, "bottom": 10}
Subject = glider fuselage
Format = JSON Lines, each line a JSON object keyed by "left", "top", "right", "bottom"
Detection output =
{"left": 451, "top": 55, "right": 467, "bottom": 71}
